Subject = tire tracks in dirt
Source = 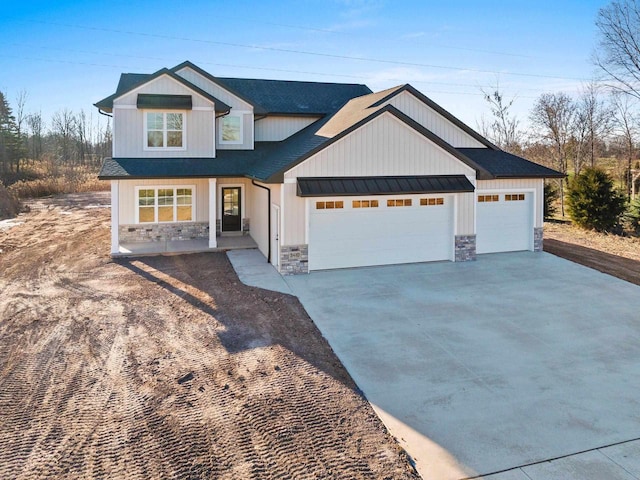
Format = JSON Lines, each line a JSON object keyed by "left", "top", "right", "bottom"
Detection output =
{"left": 0, "top": 193, "right": 419, "bottom": 480}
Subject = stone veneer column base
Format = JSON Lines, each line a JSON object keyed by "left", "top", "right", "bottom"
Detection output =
{"left": 534, "top": 227, "right": 544, "bottom": 252}
{"left": 455, "top": 234, "right": 476, "bottom": 262}
{"left": 119, "top": 222, "right": 209, "bottom": 243}
{"left": 280, "top": 245, "right": 309, "bottom": 274}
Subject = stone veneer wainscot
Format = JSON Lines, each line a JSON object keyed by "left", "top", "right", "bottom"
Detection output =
{"left": 280, "top": 244, "right": 309, "bottom": 274}
{"left": 119, "top": 222, "right": 209, "bottom": 243}
{"left": 534, "top": 227, "right": 543, "bottom": 252}
{"left": 455, "top": 234, "right": 476, "bottom": 262}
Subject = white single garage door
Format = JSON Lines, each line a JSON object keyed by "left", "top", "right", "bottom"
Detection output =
{"left": 476, "top": 192, "right": 533, "bottom": 254}
{"left": 309, "top": 195, "right": 453, "bottom": 271}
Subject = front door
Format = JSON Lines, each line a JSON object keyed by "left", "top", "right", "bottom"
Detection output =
{"left": 222, "top": 187, "right": 242, "bottom": 232}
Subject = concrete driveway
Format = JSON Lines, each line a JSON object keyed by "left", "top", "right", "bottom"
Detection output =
{"left": 230, "top": 251, "right": 640, "bottom": 480}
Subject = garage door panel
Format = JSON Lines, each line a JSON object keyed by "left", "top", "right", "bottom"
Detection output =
{"left": 309, "top": 197, "right": 453, "bottom": 271}
{"left": 476, "top": 194, "right": 532, "bottom": 254}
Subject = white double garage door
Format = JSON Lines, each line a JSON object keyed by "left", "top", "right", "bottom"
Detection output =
{"left": 308, "top": 192, "right": 533, "bottom": 271}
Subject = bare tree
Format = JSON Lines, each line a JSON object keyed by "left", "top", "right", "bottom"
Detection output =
{"left": 571, "top": 82, "right": 615, "bottom": 176}
{"left": 581, "top": 82, "right": 614, "bottom": 168}
{"left": 611, "top": 92, "right": 638, "bottom": 197}
{"left": 51, "top": 109, "right": 76, "bottom": 165}
{"left": 27, "top": 111, "right": 43, "bottom": 161}
{"left": 479, "top": 83, "right": 522, "bottom": 153}
{"left": 595, "top": 0, "right": 640, "bottom": 99}
{"left": 530, "top": 92, "right": 576, "bottom": 215}
{"left": 13, "top": 90, "right": 28, "bottom": 173}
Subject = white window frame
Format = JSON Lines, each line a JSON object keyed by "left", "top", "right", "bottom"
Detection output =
{"left": 143, "top": 111, "right": 187, "bottom": 151}
{"left": 219, "top": 113, "right": 244, "bottom": 144}
{"left": 135, "top": 185, "right": 196, "bottom": 224}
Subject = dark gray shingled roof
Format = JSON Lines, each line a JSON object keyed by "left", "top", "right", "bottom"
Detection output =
{"left": 98, "top": 144, "right": 280, "bottom": 179}
{"left": 96, "top": 62, "right": 564, "bottom": 182}
{"left": 458, "top": 149, "right": 565, "bottom": 178}
{"left": 171, "top": 61, "right": 372, "bottom": 116}
{"left": 297, "top": 175, "right": 475, "bottom": 196}
{"left": 214, "top": 77, "right": 372, "bottom": 115}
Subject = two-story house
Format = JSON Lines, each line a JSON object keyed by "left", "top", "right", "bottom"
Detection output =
{"left": 96, "top": 61, "right": 562, "bottom": 274}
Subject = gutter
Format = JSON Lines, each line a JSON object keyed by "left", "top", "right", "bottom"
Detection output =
{"left": 251, "top": 180, "right": 271, "bottom": 263}
{"left": 98, "top": 108, "right": 113, "bottom": 118}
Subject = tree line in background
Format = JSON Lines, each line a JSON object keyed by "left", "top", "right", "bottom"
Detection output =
{"left": 479, "top": 0, "right": 640, "bottom": 233}
{"left": 2, "top": 0, "right": 640, "bottom": 232}
{"left": 0, "top": 90, "right": 111, "bottom": 193}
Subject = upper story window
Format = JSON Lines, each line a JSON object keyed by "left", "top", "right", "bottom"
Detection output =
{"left": 145, "top": 112, "right": 185, "bottom": 150}
{"left": 220, "top": 115, "right": 243, "bottom": 144}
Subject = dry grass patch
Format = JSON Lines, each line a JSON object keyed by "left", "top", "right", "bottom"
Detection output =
{"left": 0, "top": 183, "right": 22, "bottom": 220}
{"left": 545, "top": 221, "right": 640, "bottom": 261}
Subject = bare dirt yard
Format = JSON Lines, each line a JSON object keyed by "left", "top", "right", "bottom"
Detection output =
{"left": 544, "top": 221, "right": 640, "bottom": 286}
{"left": 0, "top": 192, "right": 419, "bottom": 480}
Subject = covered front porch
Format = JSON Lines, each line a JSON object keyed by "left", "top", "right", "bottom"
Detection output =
{"left": 110, "top": 177, "right": 266, "bottom": 258}
{"left": 115, "top": 234, "right": 258, "bottom": 257}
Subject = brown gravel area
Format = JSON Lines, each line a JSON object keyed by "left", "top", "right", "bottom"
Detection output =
{"left": 0, "top": 192, "right": 419, "bottom": 480}
{"left": 544, "top": 221, "right": 640, "bottom": 286}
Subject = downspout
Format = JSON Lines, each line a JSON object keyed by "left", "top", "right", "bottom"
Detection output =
{"left": 251, "top": 180, "right": 271, "bottom": 263}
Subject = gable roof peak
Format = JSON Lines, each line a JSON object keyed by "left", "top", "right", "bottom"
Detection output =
{"left": 94, "top": 66, "right": 231, "bottom": 113}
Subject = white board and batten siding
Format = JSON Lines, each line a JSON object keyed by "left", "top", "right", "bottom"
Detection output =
{"left": 113, "top": 75, "right": 215, "bottom": 158}
{"left": 247, "top": 182, "right": 269, "bottom": 258}
{"left": 282, "top": 112, "right": 477, "bottom": 246}
{"left": 247, "top": 182, "right": 282, "bottom": 260}
{"left": 475, "top": 179, "right": 543, "bottom": 254}
{"left": 255, "top": 116, "right": 322, "bottom": 142}
{"left": 174, "top": 67, "right": 254, "bottom": 111}
{"left": 382, "top": 91, "right": 486, "bottom": 148}
{"left": 175, "top": 67, "right": 255, "bottom": 151}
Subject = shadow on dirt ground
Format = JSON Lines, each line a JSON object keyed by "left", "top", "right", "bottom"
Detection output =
{"left": 0, "top": 193, "right": 419, "bottom": 480}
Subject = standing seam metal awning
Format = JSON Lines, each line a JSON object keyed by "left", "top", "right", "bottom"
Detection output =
{"left": 296, "top": 175, "right": 475, "bottom": 197}
{"left": 137, "top": 94, "right": 193, "bottom": 110}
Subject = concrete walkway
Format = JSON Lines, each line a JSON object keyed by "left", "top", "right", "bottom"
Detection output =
{"left": 227, "top": 249, "right": 292, "bottom": 295}
{"left": 229, "top": 251, "right": 640, "bottom": 480}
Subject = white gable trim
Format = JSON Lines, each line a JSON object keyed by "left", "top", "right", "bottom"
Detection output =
{"left": 284, "top": 110, "right": 476, "bottom": 179}
{"left": 174, "top": 66, "right": 253, "bottom": 110}
{"left": 381, "top": 90, "right": 487, "bottom": 149}
{"left": 112, "top": 74, "right": 216, "bottom": 107}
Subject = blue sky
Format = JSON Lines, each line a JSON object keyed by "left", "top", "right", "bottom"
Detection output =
{"left": 1, "top": 0, "right": 610, "bottom": 132}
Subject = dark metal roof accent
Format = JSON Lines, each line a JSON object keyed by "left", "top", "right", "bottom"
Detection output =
{"left": 369, "top": 84, "right": 500, "bottom": 150}
{"left": 137, "top": 94, "right": 192, "bottom": 110}
{"left": 94, "top": 68, "right": 230, "bottom": 113}
{"left": 296, "top": 175, "right": 475, "bottom": 197}
{"left": 458, "top": 148, "right": 565, "bottom": 178}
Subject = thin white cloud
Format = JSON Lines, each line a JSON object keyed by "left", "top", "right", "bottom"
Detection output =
{"left": 401, "top": 32, "right": 426, "bottom": 39}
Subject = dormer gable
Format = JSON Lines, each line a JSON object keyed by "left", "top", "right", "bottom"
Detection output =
{"left": 94, "top": 68, "right": 230, "bottom": 113}
{"left": 365, "top": 84, "right": 497, "bottom": 150}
